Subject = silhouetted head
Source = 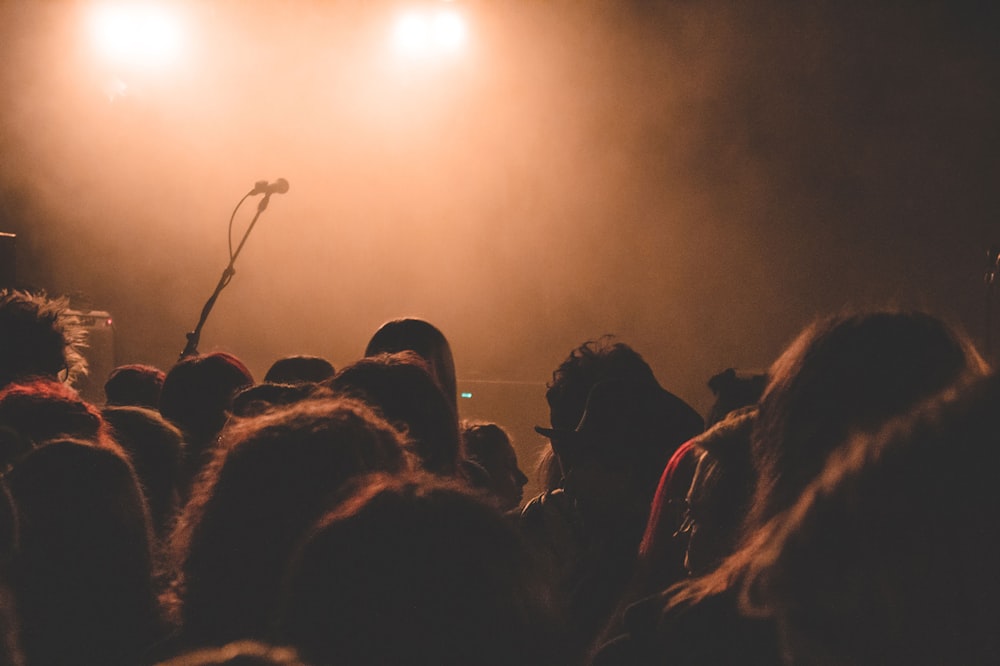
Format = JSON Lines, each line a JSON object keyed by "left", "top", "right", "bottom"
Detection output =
{"left": 263, "top": 356, "right": 335, "bottom": 385}
{"left": 705, "top": 368, "right": 768, "bottom": 427}
{"left": 745, "top": 371, "right": 1000, "bottom": 665}
{"left": 0, "top": 289, "right": 86, "bottom": 389}
{"left": 364, "top": 318, "right": 457, "bottom": 409}
{"left": 6, "top": 439, "right": 161, "bottom": 666}
{"left": 664, "top": 310, "right": 987, "bottom": 613}
{"left": 170, "top": 396, "right": 409, "bottom": 647}
{"left": 275, "top": 473, "right": 563, "bottom": 666}
{"left": 748, "top": 309, "right": 986, "bottom": 528}
{"left": 230, "top": 382, "right": 332, "bottom": 418}
{"left": 460, "top": 421, "right": 529, "bottom": 512}
{"left": 537, "top": 376, "right": 703, "bottom": 526}
{"left": 160, "top": 351, "right": 254, "bottom": 487}
{"left": 538, "top": 336, "right": 702, "bottom": 485}
{"left": 543, "top": 336, "right": 659, "bottom": 432}
{"left": 329, "top": 351, "right": 460, "bottom": 476}
{"left": 0, "top": 378, "right": 119, "bottom": 467}
{"left": 102, "top": 405, "right": 185, "bottom": 540}
{"left": 104, "top": 363, "right": 166, "bottom": 409}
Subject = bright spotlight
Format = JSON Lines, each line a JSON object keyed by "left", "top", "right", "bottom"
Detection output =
{"left": 393, "top": 12, "right": 431, "bottom": 56}
{"left": 391, "top": 6, "right": 467, "bottom": 58}
{"left": 88, "top": 3, "right": 185, "bottom": 68}
{"left": 432, "top": 9, "right": 466, "bottom": 52}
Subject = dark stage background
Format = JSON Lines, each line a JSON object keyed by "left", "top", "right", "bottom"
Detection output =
{"left": 2, "top": 0, "right": 998, "bottom": 492}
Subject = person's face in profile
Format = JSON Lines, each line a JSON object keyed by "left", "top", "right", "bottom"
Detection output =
{"left": 477, "top": 432, "right": 528, "bottom": 511}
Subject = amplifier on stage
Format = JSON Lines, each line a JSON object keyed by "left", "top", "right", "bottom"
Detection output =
{"left": 65, "top": 309, "right": 116, "bottom": 405}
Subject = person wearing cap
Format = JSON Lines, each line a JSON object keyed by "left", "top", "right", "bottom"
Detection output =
{"left": 521, "top": 367, "right": 703, "bottom": 660}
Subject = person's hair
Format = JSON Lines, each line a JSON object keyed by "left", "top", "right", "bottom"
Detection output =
{"left": 6, "top": 439, "right": 163, "bottom": 665}
{"left": 539, "top": 336, "right": 702, "bottom": 500}
{"left": 459, "top": 421, "right": 508, "bottom": 488}
{"left": 167, "top": 396, "right": 409, "bottom": 647}
{"left": 664, "top": 309, "right": 986, "bottom": 610}
{"left": 102, "top": 405, "right": 186, "bottom": 541}
{"left": 0, "top": 289, "right": 87, "bottom": 389}
{"left": 364, "top": 318, "right": 457, "bottom": 409}
{"left": 535, "top": 446, "right": 564, "bottom": 492}
{"left": 460, "top": 421, "right": 510, "bottom": 460}
{"left": 154, "top": 640, "right": 309, "bottom": 666}
{"left": 329, "top": 351, "right": 460, "bottom": 476}
{"left": 544, "top": 335, "right": 658, "bottom": 432}
{"left": 0, "top": 378, "right": 121, "bottom": 466}
{"left": 749, "top": 310, "right": 985, "bottom": 529}
{"left": 159, "top": 352, "right": 254, "bottom": 490}
{"left": 460, "top": 420, "right": 528, "bottom": 512}
{"left": 274, "top": 472, "right": 564, "bottom": 666}
{"left": 104, "top": 364, "right": 166, "bottom": 409}
{"left": 263, "top": 356, "right": 335, "bottom": 385}
{"left": 705, "top": 368, "right": 767, "bottom": 428}
{"left": 230, "top": 383, "right": 332, "bottom": 418}
{"left": 637, "top": 407, "right": 757, "bottom": 587}
{"left": 743, "top": 371, "right": 1000, "bottom": 665}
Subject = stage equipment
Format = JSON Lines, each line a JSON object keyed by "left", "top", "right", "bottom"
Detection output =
{"left": 179, "top": 178, "right": 289, "bottom": 360}
{"left": 65, "top": 309, "right": 116, "bottom": 405}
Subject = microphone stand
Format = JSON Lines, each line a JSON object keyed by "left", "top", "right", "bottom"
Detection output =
{"left": 179, "top": 192, "right": 276, "bottom": 360}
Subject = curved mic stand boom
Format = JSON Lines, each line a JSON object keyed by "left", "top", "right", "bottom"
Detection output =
{"left": 179, "top": 185, "right": 282, "bottom": 360}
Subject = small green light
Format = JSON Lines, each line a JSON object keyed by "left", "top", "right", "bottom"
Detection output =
{"left": 460, "top": 392, "right": 473, "bottom": 399}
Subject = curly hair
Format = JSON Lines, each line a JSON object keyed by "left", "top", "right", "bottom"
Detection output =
{"left": 0, "top": 290, "right": 87, "bottom": 389}
{"left": 544, "top": 335, "right": 658, "bottom": 431}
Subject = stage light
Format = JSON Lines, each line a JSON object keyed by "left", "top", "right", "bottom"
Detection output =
{"left": 87, "top": 2, "right": 185, "bottom": 68}
{"left": 391, "top": 5, "right": 467, "bottom": 58}
{"left": 393, "top": 11, "right": 431, "bottom": 56}
{"left": 432, "top": 9, "right": 466, "bottom": 52}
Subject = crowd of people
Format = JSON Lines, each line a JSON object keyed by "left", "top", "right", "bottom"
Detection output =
{"left": 0, "top": 287, "right": 997, "bottom": 665}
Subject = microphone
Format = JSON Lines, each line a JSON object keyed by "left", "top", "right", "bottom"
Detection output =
{"left": 250, "top": 178, "right": 290, "bottom": 196}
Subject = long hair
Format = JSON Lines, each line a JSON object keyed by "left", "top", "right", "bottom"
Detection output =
{"left": 743, "top": 371, "right": 1000, "bottom": 665}
{"left": 275, "top": 472, "right": 564, "bottom": 666}
{"left": 6, "top": 439, "right": 162, "bottom": 666}
{"left": 329, "top": 352, "right": 460, "bottom": 476}
{"left": 664, "top": 310, "right": 986, "bottom": 610}
{"left": 748, "top": 310, "right": 985, "bottom": 528}
{"left": 365, "top": 318, "right": 457, "bottom": 410}
{"left": 168, "top": 396, "right": 409, "bottom": 647}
